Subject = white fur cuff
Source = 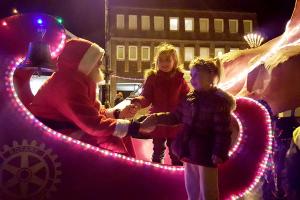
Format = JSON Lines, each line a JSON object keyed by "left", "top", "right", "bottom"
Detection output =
{"left": 113, "top": 119, "right": 130, "bottom": 138}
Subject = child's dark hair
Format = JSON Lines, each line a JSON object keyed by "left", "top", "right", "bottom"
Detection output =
{"left": 189, "top": 57, "right": 223, "bottom": 83}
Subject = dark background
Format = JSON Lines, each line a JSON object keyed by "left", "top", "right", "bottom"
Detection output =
{"left": 0, "top": 0, "right": 296, "bottom": 46}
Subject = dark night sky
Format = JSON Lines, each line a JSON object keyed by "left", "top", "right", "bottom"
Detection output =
{"left": 0, "top": 0, "right": 296, "bottom": 46}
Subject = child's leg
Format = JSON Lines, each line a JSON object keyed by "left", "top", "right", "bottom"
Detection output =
{"left": 184, "top": 162, "right": 200, "bottom": 200}
{"left": 152, "top": 138, "right": 167, "bottom": 163}
{"left": 166, "top": 138, "right": 183, "bottom": 165}
{"left": 198, "top": 166, "right": 219, "bottom": 200}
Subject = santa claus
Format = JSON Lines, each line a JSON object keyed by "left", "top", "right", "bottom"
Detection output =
{"left": 29, "top": 38, "right": 151, "bottom": 156}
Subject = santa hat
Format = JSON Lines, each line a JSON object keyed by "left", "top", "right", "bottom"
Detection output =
{"left": 57, "top": 38, "right": 105, "bottom": 75}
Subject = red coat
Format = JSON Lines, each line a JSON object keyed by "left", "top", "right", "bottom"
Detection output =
{"left": 29, "top": 68, "right": 134, "bottom": 155}
{"left": 132, "top": 69, "right": 190, "bottom": 138}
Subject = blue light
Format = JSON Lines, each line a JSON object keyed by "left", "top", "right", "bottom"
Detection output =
{"left": 37, "top": 18, "right": 43, "bottom": 25}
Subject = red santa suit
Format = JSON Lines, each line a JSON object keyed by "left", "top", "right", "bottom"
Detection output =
{"left": 29, "top": 38, "right": 137, "bottom": 155}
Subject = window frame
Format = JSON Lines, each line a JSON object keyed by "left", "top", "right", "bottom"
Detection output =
{"left": 116, "top": 45, "right": 125, "bottom": 60}
{"left": 116, "top": 14, "right": 125, "bottom": 29}
{"left": 154, "top": 16, "right": 165, "bottom": 31}
{"left": 229, "top": 19, "right": 239, "bottom": 33}
{"left": 214, "top": 18, "right": 224, "bottom": 33}
{"left": 128, "top": 45, "right": 138, "bottom": 61}
{"left": 141, "top": 46, "right": 150, "bottom": 61}
{"left": 184, "top": 17, "right": 194, "bottom": 32}
{"left": 199, "top": 18, "right": 209, "bottom": 33}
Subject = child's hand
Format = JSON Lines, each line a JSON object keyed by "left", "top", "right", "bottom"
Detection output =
{"left": 139, "top": 114, "right": 157, "bottom": 134}
{"left": 212, "top": 154, "right": 223, "bottom": 165}
{"left": 132, "top": 102, "right": 142, "bottom": 110}
{"left": 119, "top": 104, "right": 139, "bottom": 119}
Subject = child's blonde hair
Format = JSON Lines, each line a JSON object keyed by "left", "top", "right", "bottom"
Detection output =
{"left": 144, "top": 43, "right": 182, "bottom": 78}
{"left": 189, "top": 57, "right": 223, "bottom": 84}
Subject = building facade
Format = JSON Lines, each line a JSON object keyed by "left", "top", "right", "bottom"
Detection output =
{"left": 107, "top": 6, "right": 257, "bottom": 102}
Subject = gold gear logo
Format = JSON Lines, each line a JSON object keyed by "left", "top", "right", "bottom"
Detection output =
{"left": 0, "top": 140, "right": 61, "bottom": 200}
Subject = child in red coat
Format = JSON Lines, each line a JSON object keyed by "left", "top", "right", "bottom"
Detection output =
{"left": 132, "top": 43, "right": 190, "bottom": 165}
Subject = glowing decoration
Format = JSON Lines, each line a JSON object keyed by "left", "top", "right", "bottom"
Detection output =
{"left": 220, "top": 21, "right": 300, "bottom": 90}
{"left": 56, "top": 17, "right": 63, "bottom": 24}
{"left": 37, "top": 18, "right": 43, "bottom": 25}
{"left": 2, "top": 21, "right": 7, "bottom": 26}
{"left": 228, "top": 97, "right": 273, "bottom": 200}
{"left": 50, "top": 32, "right": 66, "bottom": 58}
{"left": 228, "top": 113, "right": 243, "bottom": 157}
{"left": 244, "top": 33, "right": 264, "bottom": 48}
{"left": 12, "top": 8, "right": 19, "bottom": 15}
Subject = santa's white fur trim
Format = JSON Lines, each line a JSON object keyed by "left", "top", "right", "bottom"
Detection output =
{"left": 113, "top": 119, "right": 130, "bottom": 138}
{"left": 78, "top": 43, "right": 105, "bottom": 75}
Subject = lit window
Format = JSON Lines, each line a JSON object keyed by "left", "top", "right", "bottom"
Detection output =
{"left": 243, "top": 20, "right": 253, "bottom": 34}
{"left": 230, "top": 48, "right": 239, "bottom": 52}
{"left": 154, "top": 16, "right": 164, "bottom": 31}
{"left": 174, "top": 47, "right": 180, "bottom": 55}
{"left": 184, "top": 47, "right": 194, "bottom": 62}
{"left": 116, "top": 45, "right": 125, "bottom": 60}
{"left": 129, "top": 46, "right": 138, "bottom": 61}
{"left": 185, "top": 18, "right": 194, "bottom": 31}
{"left": 215, "top": 48, "right": 225, "bottom": 57}
{"left": 128, "top": 15, "right": 137, "bottom": 30}
{"left": 214, "top": 19, "right": 224, "bottom": 33}
{"left": 199, "top": 18, "right": 209, "bottom": 32}
{"left": 169, "top": 17, "right": 179, "bottom": 31}
{"left": 199, "top": 47, "right": 210, "bottom": 59}
{"left": 141, "top": 46, "right": 150, "bottom": 61}
{"left": 116, "top": 14, "right": 124, "bottom": 29}
{"left": 229, "top": 19, "right": 238, "bottom": 33}
{"left": 141, "top": 16, "right": 150, "bottom": 31}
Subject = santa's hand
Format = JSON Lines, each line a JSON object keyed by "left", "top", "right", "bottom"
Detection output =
{"left": 119, "top": 104, "right": 139, "bottom": 119}
{"left": 212, "top": 154, "right": 223, "bottom": 165}
{"left": 139, "top": 114, "right": 157, "bottom": 134}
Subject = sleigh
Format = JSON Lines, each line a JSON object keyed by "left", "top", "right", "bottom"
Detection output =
{"left": 5, "top": 5, "right": 300, "bottom": 198}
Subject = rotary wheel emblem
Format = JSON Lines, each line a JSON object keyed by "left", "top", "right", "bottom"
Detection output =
{"left": 0, "top": 140, "right": 61, "bottom": 200}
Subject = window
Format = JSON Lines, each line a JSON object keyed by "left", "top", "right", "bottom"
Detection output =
{"left": 214, "top": 19, "right": 224, "bottom": 33}
{"left": 229, "top": 19, "right": 238, "bottom": 33}
{"left": 116, "top": 14, "right": 124, "bottom": 29}
{"left": 199, "top": 18, "right": 209, "bottom": 32}
{"left": 230, "top": 48, "right": 239, "bottom": 52}
{"left": 154, "top": 16, "right": 164, "bottom": 31}
{"left": 128, "top": 15, "right": 137, "bottom": 30}
{"left": 116, "top": 45, "right": 125, "bottom": 60}
{"left": 199, "top": 47, "right": 210, "bottom": 59}
{"left": 174, "top": 47, "right": 180, "bottom": 55}
{"left": 141, "top": 16, "right": 150, "bottom": 31}
{"left": 215, "top": 48, "right": 225, "bottom": 57}
{"left": 185, "top": 18, "right": 194, "bottom": 31}
{"left": 184, "top": 47, "right": 194, "bottom": 62}
{"left": 169, "top": 17, "right": 179, "bottom": 31}
{"left": 128, "top": 46, "right": 137, "bottom": 61}
{"left": 243, "top": 20, "right": 253, "bottom": 34}
{"left": 141, "top": 46, "right": 150, "bottom": 61}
